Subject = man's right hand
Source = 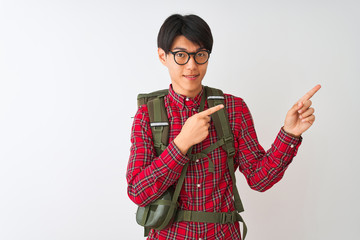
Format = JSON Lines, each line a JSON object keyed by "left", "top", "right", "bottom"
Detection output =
{"left": 173, "top": 104, "right": 224, "bottom": 155}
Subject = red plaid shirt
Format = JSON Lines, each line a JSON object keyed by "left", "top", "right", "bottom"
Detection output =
{"left": 127, "top": 85, "right": 302, "bottom": 240}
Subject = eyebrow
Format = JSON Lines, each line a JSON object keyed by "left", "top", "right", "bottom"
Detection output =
{"left": 172, "top": 47, "right": 206, "bottom": 51}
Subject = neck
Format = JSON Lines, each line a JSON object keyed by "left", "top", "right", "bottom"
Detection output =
{"left": 172, "top": 84, "right": 202, "bottom": 98}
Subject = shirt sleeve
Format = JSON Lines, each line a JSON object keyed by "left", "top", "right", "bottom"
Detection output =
{"left": 126, "top": 105, "right": 189, "bottom": 207}
{"left": 235, "top": 99, "right": 302, "bottom": 192}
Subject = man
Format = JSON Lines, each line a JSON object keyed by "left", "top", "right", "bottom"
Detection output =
{"left": 126, "top": 14, "right": 320, "bottom": 239}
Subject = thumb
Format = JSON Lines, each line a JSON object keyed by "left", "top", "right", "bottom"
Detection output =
{"left": 289, "top": 101, "right": 302, "bottom": 114}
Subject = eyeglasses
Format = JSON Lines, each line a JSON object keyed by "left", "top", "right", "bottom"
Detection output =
{"left": 169, "top": 50, "right": 211, "bottom": 65}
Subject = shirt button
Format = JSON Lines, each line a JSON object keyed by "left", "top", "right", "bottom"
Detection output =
{"left": 196, "top": 159, "right": 199, "bottom": 163}
{"left": 197, "top": 184, "right": 201, "bottom": 188}
{"left": 199, "top": 238, "right": 203, "bottom": 240}
{"left": 185, "top": 97, "right": 190, "bottom": 101}
{"left": 290, "top": 144, "right": 295, "bottom": 148}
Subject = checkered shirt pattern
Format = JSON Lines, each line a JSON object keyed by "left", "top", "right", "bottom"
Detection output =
{"left": 127, "top": 85, "right": 302, "bottom": 240}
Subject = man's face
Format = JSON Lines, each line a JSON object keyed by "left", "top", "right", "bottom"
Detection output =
{"left": 158, "top": 35, "right": 209, "bottom": 98}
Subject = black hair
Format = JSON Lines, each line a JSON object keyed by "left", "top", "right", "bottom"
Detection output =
{"left": 157, "top": 14, "right": 213, "bottom": 54}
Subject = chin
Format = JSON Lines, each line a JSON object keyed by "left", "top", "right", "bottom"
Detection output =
{"left": 185, "top": 83, "right": 203, "bottom": 94}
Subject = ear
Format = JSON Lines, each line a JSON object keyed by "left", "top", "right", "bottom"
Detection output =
{"left": 158, "top": 48, "right": 167, "bottom": 66}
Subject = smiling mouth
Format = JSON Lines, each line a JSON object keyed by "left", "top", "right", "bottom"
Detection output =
{"left": 183, "top": 74, "right": 200, "bottom": 80}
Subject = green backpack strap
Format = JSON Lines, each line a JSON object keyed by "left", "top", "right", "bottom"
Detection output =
{"left": 144, "top": 92, "right": 169, "bottom": 156}
{"left": 205, "top": 86, "right": 247, "bottom": 239}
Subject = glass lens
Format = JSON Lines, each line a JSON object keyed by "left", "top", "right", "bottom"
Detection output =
{"left": 195, "top": 51, "right": 209, "bottom": 64}
{"left": 174, "top": 51, "right": 189, "bottom": 65}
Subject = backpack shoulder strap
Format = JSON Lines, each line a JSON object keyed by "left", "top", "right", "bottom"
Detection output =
{"left": 205, "top": 86, "right": 245, "bottom": 213}
{"left": 205, "top": 87, "right": 233, "bottom": 152}
{"left": 205, "top": 86, "right": 247, "bottom": 239}
{"left": 137, "top": 89, "right": 169, "bottom": 156}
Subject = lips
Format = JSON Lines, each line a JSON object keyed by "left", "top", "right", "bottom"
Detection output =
{"left": 183, "top": 74, "right": 200, "bottom": 80}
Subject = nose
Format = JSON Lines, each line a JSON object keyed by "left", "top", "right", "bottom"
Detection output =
{"left": 185, "top": 54, "right": 198, "bottom": 69}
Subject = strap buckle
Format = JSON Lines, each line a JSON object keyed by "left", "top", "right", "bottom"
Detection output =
{"left": 220, "top": 212, "right": 234, "bottom": 224}
{"left": 227, "top": 148, "right": 235, "bottom": 157}
{"left": 224, "top": 136, "right": 233, "bottom": 143}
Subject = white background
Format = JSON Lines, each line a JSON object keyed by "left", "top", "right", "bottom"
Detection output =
{"left": 1, "top": 0, "right": 359, "bottom": 239}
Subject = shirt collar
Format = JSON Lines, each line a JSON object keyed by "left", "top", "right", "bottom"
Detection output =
{"left": 168, "top": 84, "right": 204, "bottom": 110}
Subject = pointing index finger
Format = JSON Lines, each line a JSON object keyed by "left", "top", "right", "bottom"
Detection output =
{"left": 299, "top": 84, "right": 321, "bottom": 102}
{"left": 199, "top": 104, "right": 224, "bottom": 116}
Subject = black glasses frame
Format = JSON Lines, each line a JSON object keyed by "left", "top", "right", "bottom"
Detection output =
{"left": 168, "top": 50, "right": 211, "bottom": 65}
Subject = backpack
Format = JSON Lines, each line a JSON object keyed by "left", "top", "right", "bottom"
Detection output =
{"left": 135, "top": 86, "right": 247, "bottom": 239}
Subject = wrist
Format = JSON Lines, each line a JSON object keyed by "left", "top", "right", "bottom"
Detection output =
{"left": 282, "top": 126, "right": 301, "bottom": 138}
{"left": 174, "top": 135, "right": 191, "bottom": 155}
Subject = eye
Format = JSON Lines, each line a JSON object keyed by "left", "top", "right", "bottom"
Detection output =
{"left": 196, "top": 51, "right": 208, "bottom": 58}
{"left": 175, "top": 52, "right": 186, "bottom": 58}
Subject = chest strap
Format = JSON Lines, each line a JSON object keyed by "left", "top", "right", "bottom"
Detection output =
{"left": 175, "top": 210, "right": 245, "bottom": 225}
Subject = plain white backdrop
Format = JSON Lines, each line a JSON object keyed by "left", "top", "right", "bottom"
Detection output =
{"left": 1, "top": 0, "right": 359, "bottom": 239}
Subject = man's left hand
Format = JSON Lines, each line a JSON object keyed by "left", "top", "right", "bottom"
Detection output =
{"left": 283, "top": 84, "right": 321, "bottom": 137}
